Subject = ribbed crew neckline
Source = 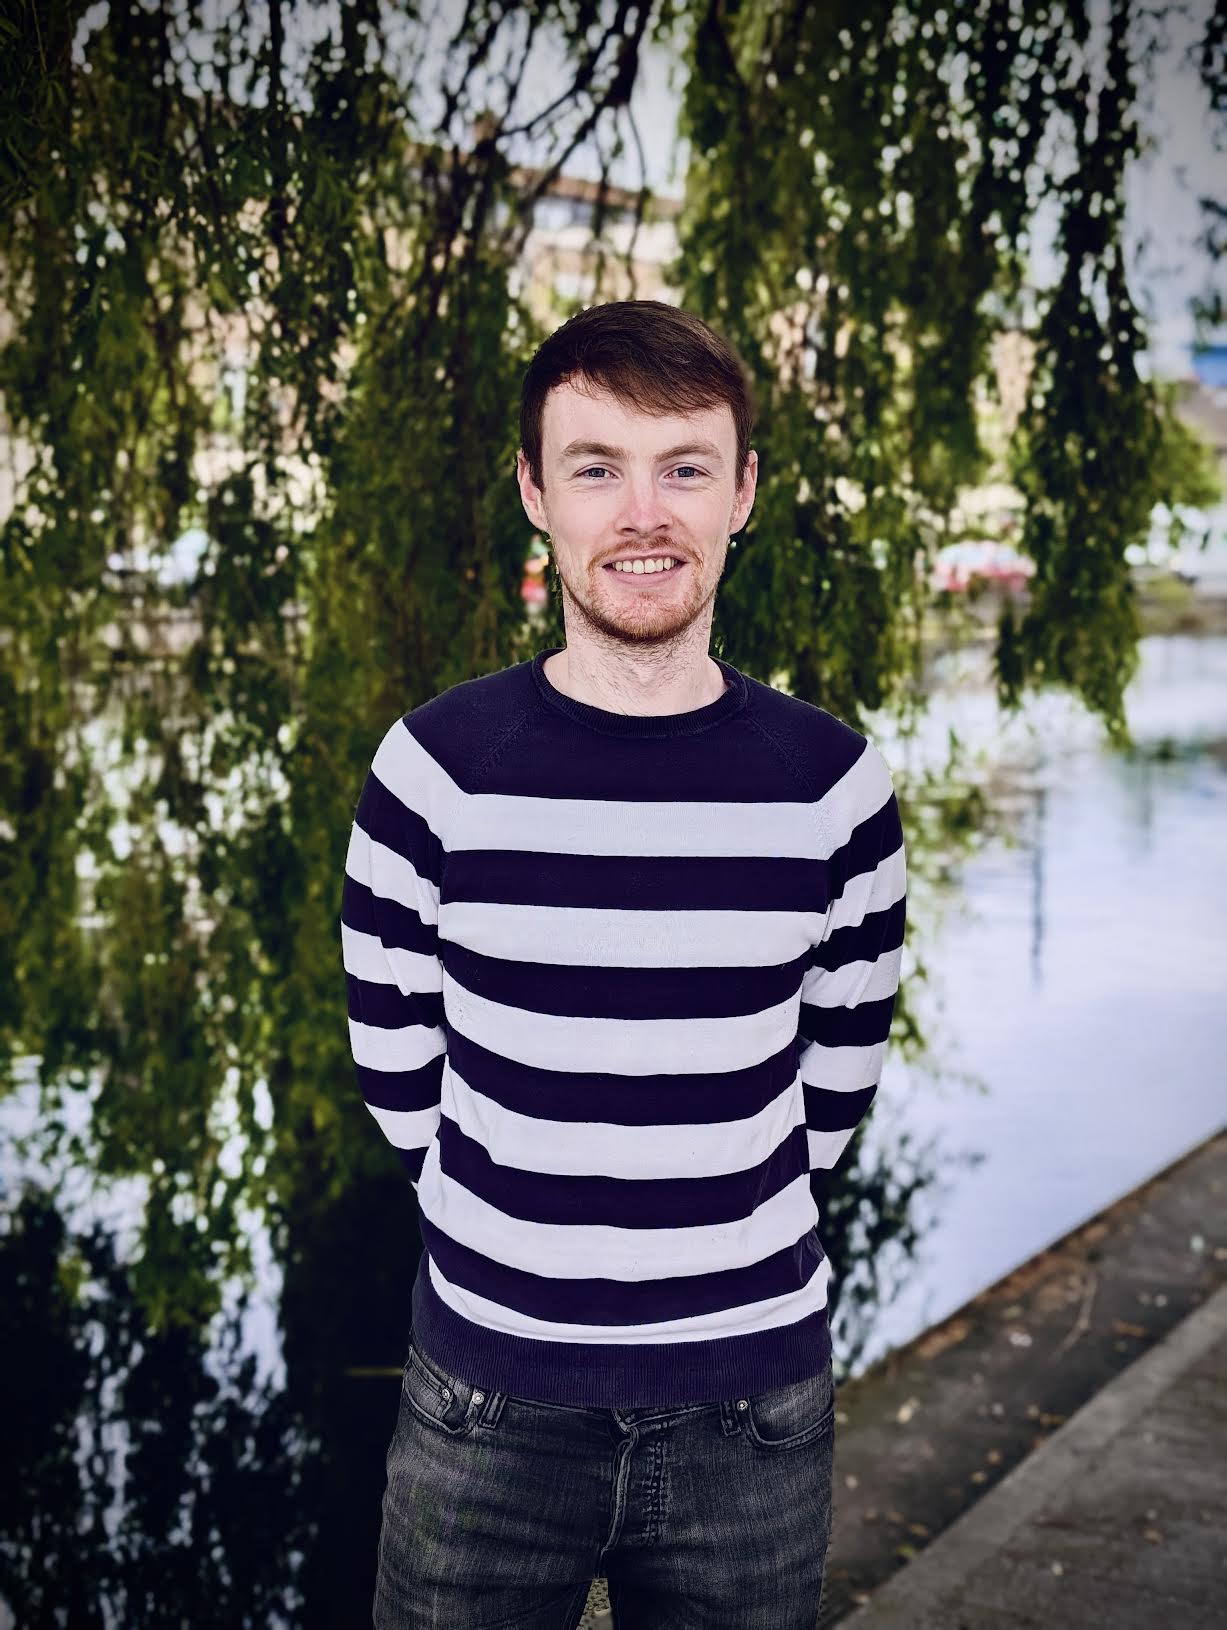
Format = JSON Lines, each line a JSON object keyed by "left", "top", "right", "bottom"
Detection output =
{"left": 531, "top": 645, "right": 748, "bottom": 739}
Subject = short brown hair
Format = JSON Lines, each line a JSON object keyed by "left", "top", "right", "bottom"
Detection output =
{"left": 519, "top": 299, "right": 755, "bottom": 493}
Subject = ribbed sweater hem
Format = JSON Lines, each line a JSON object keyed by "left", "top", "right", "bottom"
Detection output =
{"left": 409, "top": 1249, "right": 833, "bottom": 1410}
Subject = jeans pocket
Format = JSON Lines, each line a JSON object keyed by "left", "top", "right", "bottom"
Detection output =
{"left": 742, "top": 1357, "right": 836, "bottom": 1453}
{"left": 401, "top": 1338, "right": 483, "bottom": 1438}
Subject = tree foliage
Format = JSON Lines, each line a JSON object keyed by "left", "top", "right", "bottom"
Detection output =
{"left": 1191, "top": 0, "right": 1226, "bottom": 333}
{"left": 0, "top": 0, "right": 1222, "bottom": 1335}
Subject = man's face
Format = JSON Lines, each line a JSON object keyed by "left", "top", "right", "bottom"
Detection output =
{"left": 516, "top": 378, "right": 757, "bottom": 646}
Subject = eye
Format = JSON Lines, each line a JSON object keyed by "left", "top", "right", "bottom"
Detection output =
{"left": 577, "top": 466, "right": 610, "bottom": 480}
{"left": 673, "top": 465, "right": 703, "bottom": 479}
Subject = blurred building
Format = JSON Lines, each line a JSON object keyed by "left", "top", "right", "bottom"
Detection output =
{"left": 510, "top": 168, "right": 681, "bottom": 323}
{"left": 1174, "top": 345, "right": 1227, "bottom": 479}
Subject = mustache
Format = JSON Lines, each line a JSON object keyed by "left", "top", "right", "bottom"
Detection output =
{"left": 600, "top": 543, "right": 688, "bottom": 558}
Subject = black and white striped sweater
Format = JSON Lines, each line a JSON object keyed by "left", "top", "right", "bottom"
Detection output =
{"left": 340, "top": 646, "right": 906, "bottom": 1409}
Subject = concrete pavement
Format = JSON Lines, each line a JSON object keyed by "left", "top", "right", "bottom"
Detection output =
{"left": 835, "top": 1282, "right": 1227, "bottom": 1629}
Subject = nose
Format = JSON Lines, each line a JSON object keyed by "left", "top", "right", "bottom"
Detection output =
{"left": 616, "top": 474, "right": 670, "bottom": 535}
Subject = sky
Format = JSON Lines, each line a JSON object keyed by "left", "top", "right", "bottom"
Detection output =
{"left": 1117, "top": 3, "right": 1226, "bottom": 369}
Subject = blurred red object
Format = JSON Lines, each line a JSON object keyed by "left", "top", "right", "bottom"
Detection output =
{"left": 521, "top": 550, "right": 550, "bottom": 607}
{"left": 933, "top": 540, "right": 1035, "bottom": 593}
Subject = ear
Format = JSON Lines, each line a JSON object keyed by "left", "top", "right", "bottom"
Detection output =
{"left": 516, "top": 449, "right": 548, "bottom": 533}
{"left": 730, "top": 448, "right": 759, "bottom": 535}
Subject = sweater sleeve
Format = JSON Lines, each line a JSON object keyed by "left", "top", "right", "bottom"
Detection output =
{"left": 798, "top": 741, "right": 907, "bottom": 1175}
{"left": 339, "top": 719, "right": 448, "bottom": 1191}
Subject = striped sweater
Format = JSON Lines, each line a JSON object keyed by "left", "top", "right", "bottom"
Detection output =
{"left": 340, "top": 645, "right": 906, "bottom": 1409}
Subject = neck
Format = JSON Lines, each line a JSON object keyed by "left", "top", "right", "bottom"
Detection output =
{"left": 544, "top": 641, "right": 727, "bottom": 717}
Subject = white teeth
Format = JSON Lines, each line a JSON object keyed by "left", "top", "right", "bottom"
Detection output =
{"left": 613, "top": 557, "right": 678, "bottom": 573}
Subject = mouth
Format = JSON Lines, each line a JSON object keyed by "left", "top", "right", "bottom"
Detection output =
{"left": 602, "top": 560, "right": 687, "bottom": 584}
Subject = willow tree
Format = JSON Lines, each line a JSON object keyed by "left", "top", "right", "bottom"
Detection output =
{"left": 0, "top": 0, "right": 1220, "bottom": 1340}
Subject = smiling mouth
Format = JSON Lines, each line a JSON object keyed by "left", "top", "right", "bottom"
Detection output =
{"left": 602, "top": 562, "right": 687, "bottom": 581}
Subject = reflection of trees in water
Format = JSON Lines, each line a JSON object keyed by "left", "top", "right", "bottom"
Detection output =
{"left": 0, "top": 1162, "right": 427, "bottom": 1628}
{"left": 814, "top": 1123, "right": 947, "bottom": 1379}
{"left": 0, "top": 1143, "right": 946, "bottom": 1622}
{"left": 0, "top": 1187, "right": 312, "bottom": 1628}
{"left": 276, "top": 1167, "right": 422, "bottom": 1627}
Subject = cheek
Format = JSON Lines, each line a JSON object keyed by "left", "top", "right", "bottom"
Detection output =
{"left": 552, "top": 494, "right": 606, "bottom": 535}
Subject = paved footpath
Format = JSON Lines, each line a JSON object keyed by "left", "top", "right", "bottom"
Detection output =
{"left": 837, "top": 1281, "right": 1227, "bottom": 1629}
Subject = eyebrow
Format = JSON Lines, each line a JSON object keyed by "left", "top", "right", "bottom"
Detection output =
{"left": 557, "top": 438, "right": 725, "bottom": 468}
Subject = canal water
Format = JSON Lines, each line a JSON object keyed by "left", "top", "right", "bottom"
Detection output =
{"left": 852, "top": 631, "right": 1227, "bottom": 1369}
{"left": 2, "top": 633, "right": 1224, "bottom": 1626}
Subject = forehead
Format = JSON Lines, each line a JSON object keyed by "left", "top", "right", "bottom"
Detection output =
{"left": 541, "top": 378, "right": 734, "bottom": 461}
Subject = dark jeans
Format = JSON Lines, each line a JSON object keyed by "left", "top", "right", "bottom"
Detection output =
{"left": 373, "top": 1333, "right": 836, "bottom": 1629}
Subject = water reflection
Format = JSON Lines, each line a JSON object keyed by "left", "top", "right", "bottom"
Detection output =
{"left": 0, "top": 1186, "right": 309, "bottom": 1627}
{"left": 0, "top": 1156, "right": 448, "bottom": 1626}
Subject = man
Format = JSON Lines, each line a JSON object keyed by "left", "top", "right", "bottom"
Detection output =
{"left": 341, "top": 299, "right": 907, "bottom": 1629}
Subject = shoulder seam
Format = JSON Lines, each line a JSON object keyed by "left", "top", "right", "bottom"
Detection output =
{"left": 742, "top": 712, "right": 817, "bottom": 802}
{"left": 741, "top": 711, "right": 840, "bottom": 855}
{"left": 470, "top": 702, "right": 539, "bottom": 793}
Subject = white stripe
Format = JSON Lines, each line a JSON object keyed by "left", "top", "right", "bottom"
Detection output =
{"left": 824, "top": 842, "right": 906, "bottom": 939}
{"left": 444, "top": 1061, "right": 805, "bottom": 1180}
{"left": 807, "top": 1125, "right": 857, "bottom": 1170}
{"left": 366, "top": 1101, "right": 441, "bottom": 1151}
{"left": 440, "top": 899, "right": 825, "bottom": 967}
{"left": 450, "top": 788, "right": 830, "bottom": 859}
{"left": 347, "top": 820, "right": 440, "bottom": 927}
{"left": 804, "top": 938, "right": 903, "bottom": 1009}
{"left": 384, "top": 943, "right": 444, "bottom": 994}
{"left": 341, "top": 920, "right": 396, "bottom": 984}
{"left": 418, "top": 1148, "right": 817, "bottom": 1281}
{"left": 820, "top": 740, "right": 895, "bottom": 852}
{"left": 370, "top": 719, "right": 462, "bottom": 840}
{"left": 341, "top": 921, "right": 441, "bottom": 992}
{"left": 348, "top": 1015, "right": 445, "bottom": 1074}
{"left": 443, "top": 969, "right": 801, "bottom": 1075}
{"left": 798, "top": 1035, "right": 888, "bottom": 1096}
